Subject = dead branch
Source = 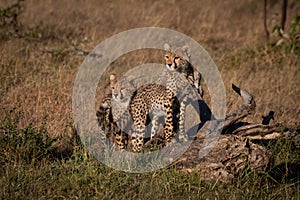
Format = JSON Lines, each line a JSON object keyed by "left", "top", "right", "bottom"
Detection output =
{"left": 281, "top": 0, "right": 288, "bottom": 31}
{"left": 264, "top": 0, "right": 270, "bottom": 40}
{"left": 223, "top": 84, "right": 256, "bottom": 129}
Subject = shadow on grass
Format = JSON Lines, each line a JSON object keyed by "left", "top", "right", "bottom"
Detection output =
{"left": 268, "top": 162, "right": 300, "bottom": 183}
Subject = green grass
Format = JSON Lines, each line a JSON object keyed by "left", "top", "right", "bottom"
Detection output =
{"left": 0, "top": 110, "right": 299, "bottom": 199}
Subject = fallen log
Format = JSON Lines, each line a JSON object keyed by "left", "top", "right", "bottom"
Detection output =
{"left": 96, "top": 83, "right": 299, "bottom": 182}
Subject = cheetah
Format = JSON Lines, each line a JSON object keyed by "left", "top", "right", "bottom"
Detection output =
{"left": 129, "top": 84, "right": 179, "bottom": 152}
{"left": 96, "top": 93, "right": 128, "bottom": 150}
{"left": 153, "top": 44, "right": 203, "bottom": 141}
{"left": 96, "top": 74, "right": 138, "bottom": 150}
{"left": 163, "top": 43, "right": 203, "bottom": 97}
{"left": 109, "top": 74, "right": 180, "bottom": 152}
{"left": 97, "top": 44, "right": 204, "bottom": 151}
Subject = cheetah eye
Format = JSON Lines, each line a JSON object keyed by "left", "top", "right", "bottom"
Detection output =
{"left": 165, "top": 55, "right": 169, "bottom": 59}
{"left": 174, "top": 57, "right": 180, "bottom": 61}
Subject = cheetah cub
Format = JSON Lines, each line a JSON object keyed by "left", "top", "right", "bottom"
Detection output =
{"left": 153, "top": 44, "right": 203, "bottom": 141}
{"left": 110, "top": 74, "right": 179, "bottom": 152}
{"left": 163, "top": 43, "right": 203, "bottom": 97}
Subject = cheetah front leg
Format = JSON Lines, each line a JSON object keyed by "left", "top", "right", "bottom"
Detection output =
{"left": 131, "top": 133, "right": 144, "bottom": 152}
{"left": 150, "top": 114, "right": 159, "bottom": 140}
{"left": 163, "top": 99, "right": 176, "bottom": 144}
{"left": 178, "top": 96, "right": 188, "bottom": 142}
{"left": 193, "top": 71, "right": 203, "bottom": 98}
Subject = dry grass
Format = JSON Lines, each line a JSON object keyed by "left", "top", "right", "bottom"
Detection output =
{"left": 1, "top": 0, "right": 299, "bottom": 137}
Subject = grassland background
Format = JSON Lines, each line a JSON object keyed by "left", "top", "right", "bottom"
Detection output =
{"left": 0, "top": 0, "right": 299, "bottom": 199}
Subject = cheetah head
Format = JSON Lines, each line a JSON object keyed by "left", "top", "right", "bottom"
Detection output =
{"left": 164, "top": 43, "right": 191, "bottom": 71}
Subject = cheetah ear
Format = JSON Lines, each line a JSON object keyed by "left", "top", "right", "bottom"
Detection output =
{"left": 110, "top": 74, "right": 117, "bottom": 90}
{"left": 164, "top": 43, "right": 171, "bottom": 51}
{"left": 110, "top": 74, "right": 116, "bottom": 81}
{"left": 182, "top": 45, "right": 191, "bottom": 58}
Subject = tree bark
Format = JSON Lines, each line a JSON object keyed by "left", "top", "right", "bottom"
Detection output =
{"left": 281, "top": 0, "right": 288, "bottom": 30}
{"left": 264, "top": 0, "right": 269, "bottom": 40}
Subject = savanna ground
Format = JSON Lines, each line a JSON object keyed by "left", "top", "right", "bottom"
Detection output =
{"left": 0, "top": 0, "right": 300, "bottom": 199}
